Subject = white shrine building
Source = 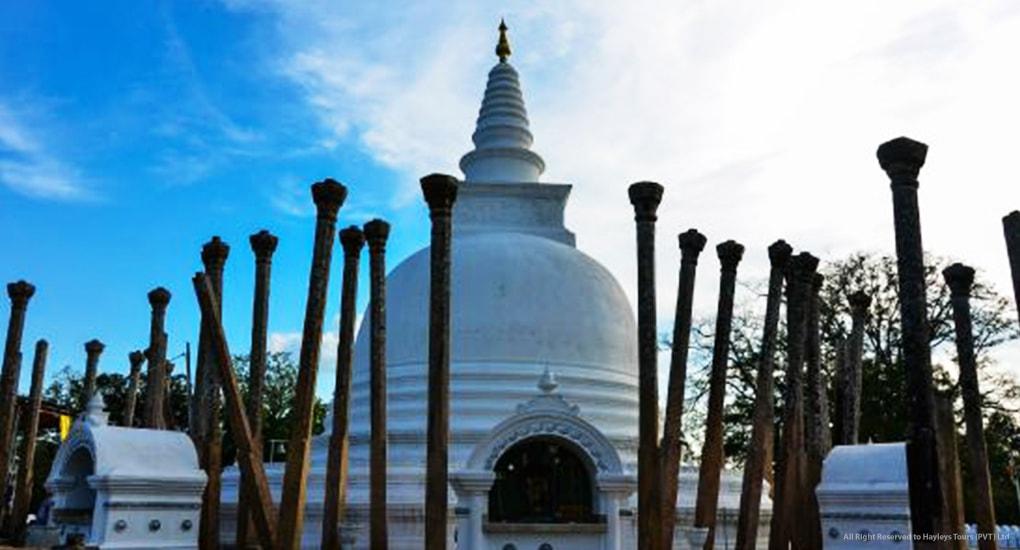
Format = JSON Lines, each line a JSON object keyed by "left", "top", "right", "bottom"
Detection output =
{"left": 221, "top": 23, "right": 771, "bottom": 550}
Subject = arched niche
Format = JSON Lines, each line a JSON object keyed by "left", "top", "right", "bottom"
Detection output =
{"left": 488, "top": 435, "right": 598, "bottom": 524}
{"left": 60, "top": 447, "right": 97, "bottom": 515}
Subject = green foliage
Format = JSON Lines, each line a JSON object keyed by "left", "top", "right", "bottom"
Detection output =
{"left": 222, "top": 352, "right": 326, "bottom": 466}
{"left": 679, "top": 251, "right": 1020, "bottom": 523}
{"left": 43, "top": 364, "right": 190, "bottom": 429}
{"left": 28, "top": 350, "right": 326, "bottom": 517}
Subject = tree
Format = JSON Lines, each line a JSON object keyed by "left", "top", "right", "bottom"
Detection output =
{"left": 222, "top": 351, "right": 327, "bottom": 465}
{"left": 28, "top": 351, "right": 326, "bottom": 519}
{"left": 680, "top": 251, "right": 1020, "bottom": 522}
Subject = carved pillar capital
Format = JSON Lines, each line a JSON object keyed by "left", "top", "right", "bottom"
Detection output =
{"left": 677, "top": 229, "right": 707, "bottom": 263}
{"left": 201, "top": 236, "right": 231, "bottom": 274}
{"left": 84, "top": 339, "right": 105, "bottom": 356}
{"left": 767, "top": 239, "right": 793, "bottom": 268}
{"left": 249, "top": 230, "right": 278, "bottom": 263}
{"left": 421, "top": 173, "right": 459, "bottom": 213}
{"left": 311, "top": 178, "right": 348, "bottom": 222}
{"left": 6, "top": 280, "right": 35, "bottom": 309}
{"left": 942, "top": 263, "right": 975, "bottom": 298}
{"left": 716, "top": 240, "right": 745, "bottom": 272}
{"left": 848, "top": 291, "right": 872, "bottom": 318}
{"left": 877, "top": 136, "right": 928, "bottom": 187}
{"left": 789, "top": 252, "right": 820, "bottom": 282}
{"left": 363, "top": 218, "right": 391, "bottom": 252}
{"left": 148, "top": 287, "right": 171, "bottom": 310}
{"left": 627, "top": 181, "right": 663, "bottom": 222}
{"left": 339, "top": 226, "right": 365, "bottom": 257}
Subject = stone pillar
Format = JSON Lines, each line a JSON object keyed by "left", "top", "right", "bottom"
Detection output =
{"left": 163, "top": 360, "right": 176, "bottom": 430}
{"left": 934, "top": 393, "right": 967, "bottom": 550}
{"left": 804, "top": 275, "right": 828, "bottom": 464}
{"left": 451, "top": 472, "right": 495, "bottom": 550}
{"left": 10, "top": 339, "right": 47, "bottom": 543}
{"left": 840, "top": 291, "right": 871, "bottom": 446}
{"left": 143, "top": 287, "right": 170, "bottom": 429}
{"left": 237, "top": 229, "right": 278, "bottom": 549}
{"left": 196, "top": 236, "right": 229, "bottom": 550}
{"left": 877, "top": 136, "right": 943, "bottom": 543}
{"left": 628, "top": 180, "right": 664, "bottom": 550}
{"left": 364, "top": 218, "right": 391, "bottom": 550}
{"left": 598, "top": 473, "right": 637, "bottom": 550}
{"left": 1005, "top": 212, "right": 1020, "bottom": 326}
{"left": 123, "top": 350, "right": 145, "bottom": 427}
{"left": 735, "top": 239, "right": 792, "bottom": 550}
{"left": 768, "top": 252, "right": 818, "bottom": 550}
{"left": 82, "top": 339, "right": 105, "bottom": 406}
{"left": 695, "top": 239, "right": 744, "bottom": 549}
{"left": 943, "top": 263, "right": 997, "bottom": 549}
{"left": 661, "top": 228, "right": 707, "bottom": 549}
{"left": 192, "top": 273, "right": 276, "bottom": 549}
{"left": 819, "top": 371, "right": 832, "bottom": 455}
{"left": 322, "top": 226, "right": 363, "bottom": 550}
{"left": 0, "top": 280, "right": 34, "bottom": 507}
{"left": 421, "top": 173, "right": 459, "bottom": 550}
{"left": 803, "top": 272, "right": 827, "bottom": 549}
{"left": 278, "top": 178, "right": 347, "bottom": 550}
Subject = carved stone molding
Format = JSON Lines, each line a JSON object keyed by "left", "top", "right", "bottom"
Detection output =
{"left": 465, "top": 372, "right": 624, "bottom": 475}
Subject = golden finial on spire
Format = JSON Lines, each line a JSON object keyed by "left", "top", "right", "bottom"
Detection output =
{"left": 496, "top": 18, "right": 511, "bottom": 63}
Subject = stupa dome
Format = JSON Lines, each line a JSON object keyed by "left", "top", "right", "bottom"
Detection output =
{"left": 346, "top": 230, "right": 639, "bottom": 449}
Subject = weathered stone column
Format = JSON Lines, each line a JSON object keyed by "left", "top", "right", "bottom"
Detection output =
{"left": 661, "top": 228, "right": 707, "bottom": 549}
{"left": 123, "top": 350, "right": 145, "bottom": 428}
{"left": 768, "top": 252, "right": 817, "bottom": 550}
{"left": 192, "top": 273, "right": 276, "bottom": 549}
{"left": 10, "top": 339, "right": 47, "bottom": 543}
{"left": 322, "top": 226, "right": 364, "bottom": 550}
{"left": 421, "top": 173, "right": 459, "bottom": 550}
{"left": 161, "top": 361, "right": 175, "bottom": 429}
{"left": 832, "top": 335, "right": 847, "bottom": 440}
{"left": 804, "top": 275, "right": 829, "bottom": 461}
{"left": 278, "top": 178, "right": 347, "bottom": 550}
{"left": 840, "top": 291, "right": 871, "bottom": 446}
{"left": 196, "top": 236, "right": 229, "bottom": 550}
{"left": 819, "top": 371, "right": 832, "bottom": 454}
{"left": 82, "top": 339, "right": 105, "bottom": 406}
{"left": 934, "top": 392, "right": 967, "bottom": 550}
{"left": 237, "top": 229, "right": 278, "bottom": 549}
{"left": 143, "top": 287, "right": 170, "bottom": 429}
{"left": 364, "top": 218, "right": 391, "bottom": 550}
{"left": 877, "top": 136, "right": 944, "bottom": 543}
{"left": 9, "top": 340, "right": 46, "bottom": 542}
{"left": 1005, "top": 212, "right": 1020, "bottom": 325}
{"left": 628, "top": 180, "right": 664, "bottom": 550}
{"left": 694, "top": 239, "right": 744, "bottom": 549}
{"left": 943, "top": 263, "right": 997, "bottom": 549}
{"left": 735, "top": 239, "right": 791, "bottom": 550}
{"left": 0, "top": 280, "right": 34, "bottom": 506}
{"left": 803, "top": 272, "right": 827, "bottom": 549}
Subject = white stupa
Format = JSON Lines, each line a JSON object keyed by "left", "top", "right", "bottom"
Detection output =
{"left": 220, "top": 21, "right": 770, "bottom": 550}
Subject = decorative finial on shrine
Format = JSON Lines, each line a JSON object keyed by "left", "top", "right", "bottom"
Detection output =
{"left": 85, "top": 393, "right": 109, "bottom": 427}
{"left": 538, "top": 366, "right": 558, "bottom": 394}
{"left": 496, "top": 18, "right": 511, "bottom": 63}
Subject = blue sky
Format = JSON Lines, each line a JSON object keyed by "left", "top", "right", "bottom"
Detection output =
{"left": 2, "top": 1, "right": 1019, "bottom": 397}
{"left": 1, "top": 2, "right": 432, "bottom": 393}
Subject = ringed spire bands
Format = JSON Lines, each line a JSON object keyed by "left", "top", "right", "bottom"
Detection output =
{"left": 459, "top": 20, "right": 545, "bottom": 183}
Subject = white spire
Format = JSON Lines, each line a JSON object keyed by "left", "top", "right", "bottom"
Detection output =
{"left": 85, "top": 393, "right": 109, "bottom": 427}
{"left": 459, "top": 20, "right": 545, "bottom": 183}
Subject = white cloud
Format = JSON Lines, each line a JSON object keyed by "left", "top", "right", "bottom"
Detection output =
{"left": 268, "top": 328, "right": 339, "bottom": 397}
{"left": 0, "top": 101, "right": 91, "bottom": 200}
{"left": 269, "top": 312, "right": 364, "bottom": 397}
{"left": 238, "top": 1, "right": 1020, "bottom": 376}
